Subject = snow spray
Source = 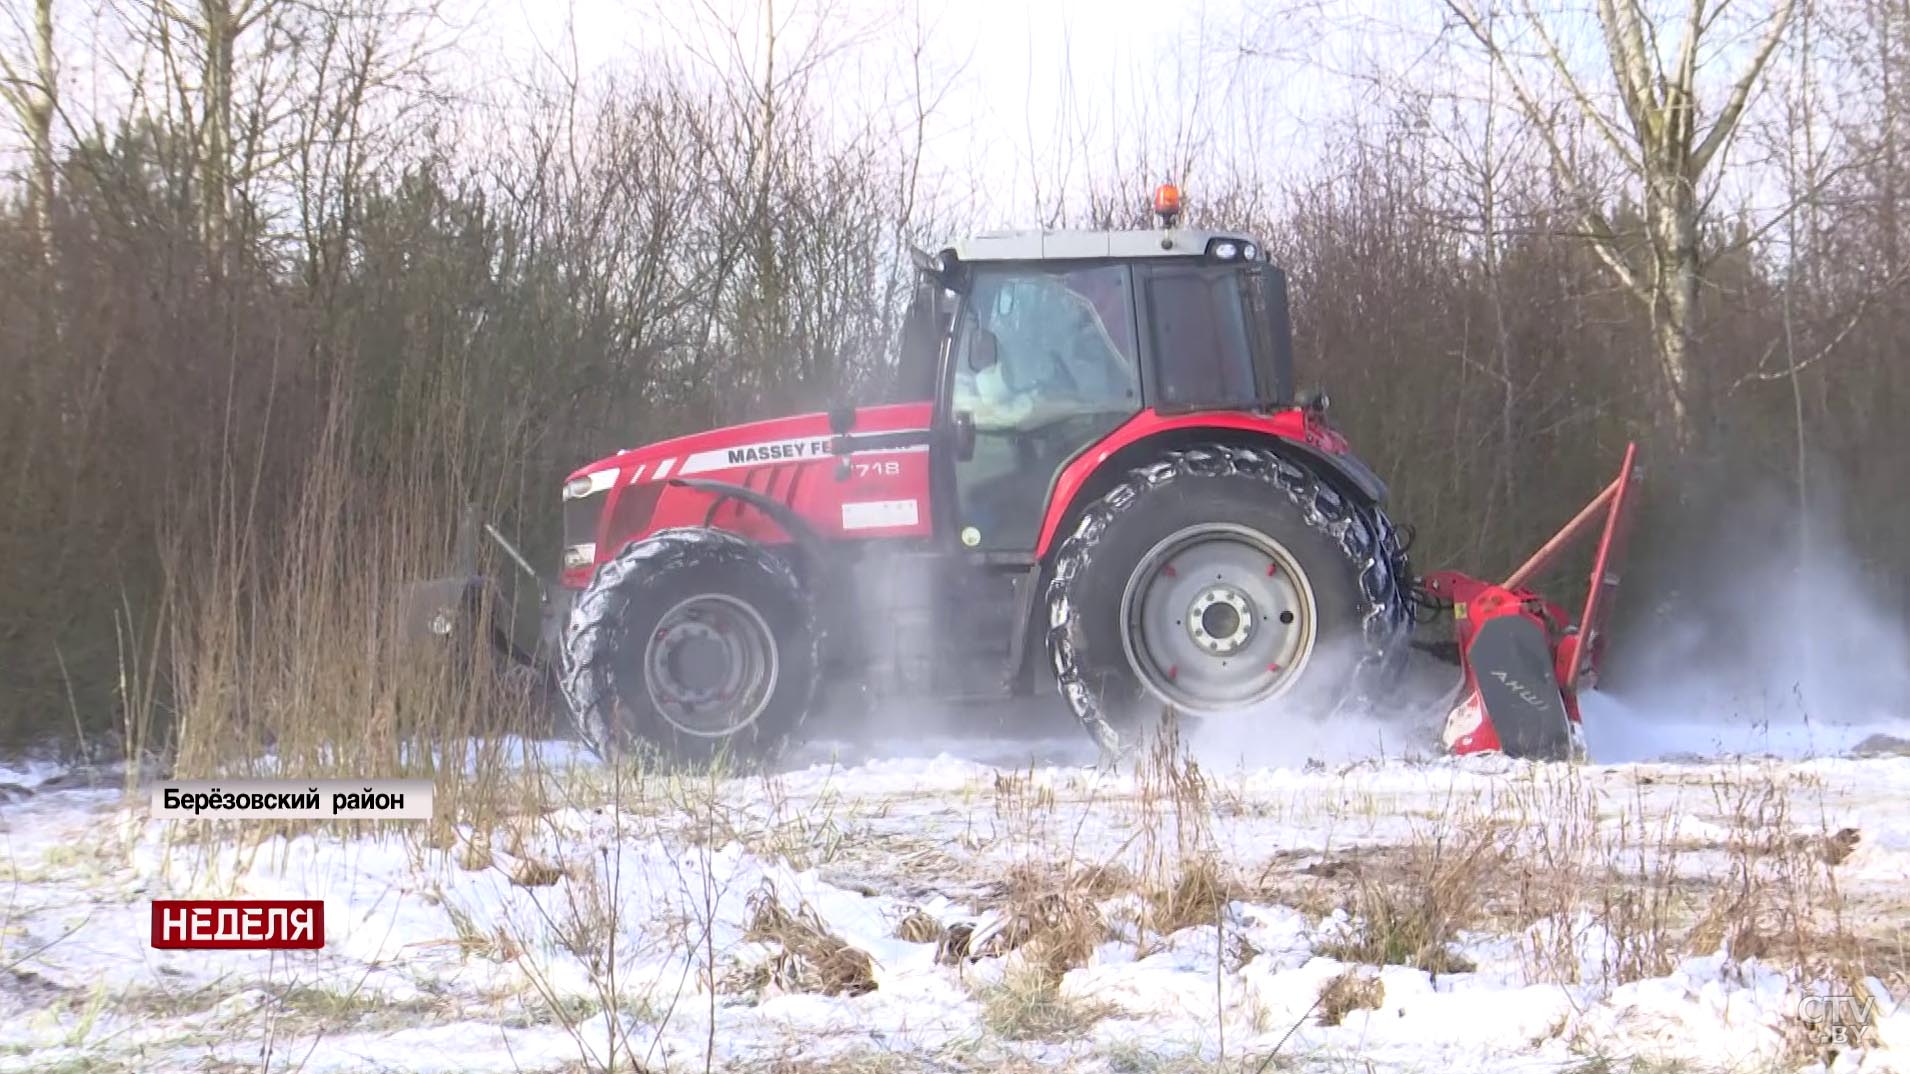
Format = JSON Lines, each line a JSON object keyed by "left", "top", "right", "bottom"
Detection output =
{"left": 1582, "top": 479, "right": 1910, "bottom": 762}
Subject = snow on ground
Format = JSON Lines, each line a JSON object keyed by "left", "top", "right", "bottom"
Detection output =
{"left": 2, "top": 718, "right": 1910, "bottom": 1074}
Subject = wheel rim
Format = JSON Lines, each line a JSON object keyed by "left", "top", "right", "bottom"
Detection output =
{"left": 641, "top": 594, "right": 780, "bottom": 738}
{"left": 1118, "top": 522, "right": 1319, "bottom": 716}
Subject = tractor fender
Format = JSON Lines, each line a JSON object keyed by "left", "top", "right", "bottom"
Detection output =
{"left": 665, "top": 477, "right": 831, "bottom": 573}
{"left": 1033, "top": 412, "right": 1389, "bottom": 560}
{"left": 1274, "top": 442, "right": 1388, "bottom": 505}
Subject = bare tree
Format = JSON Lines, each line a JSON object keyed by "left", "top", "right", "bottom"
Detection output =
{"left": 289, "top": 0, "right": 450, "bottom": 309}
{"left": 129, "top": 0, "right": 292, "bottom": 266}
{"left": 1857, "top": 0, "right": 1904, "bottom": 274}
{"left": 1445, "top": 0, "right": 1797, "bottom": 447}
{"left": 0, "top": 0, "right": 56, "bottom": 257}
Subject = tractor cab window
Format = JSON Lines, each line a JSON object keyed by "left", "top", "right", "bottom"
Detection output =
{"left": 1144, "top": 264, "right": 1293, "bottom": 409}
{"left": 952, "top": 265, "right": 1140, "bottom": 428}
{"left": 949, "top": 264, "right": 1142, "bottom": 551}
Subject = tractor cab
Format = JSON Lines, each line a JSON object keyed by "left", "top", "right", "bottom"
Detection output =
{"left": 910, "top": 217, "right": 1300, "bottom": 554}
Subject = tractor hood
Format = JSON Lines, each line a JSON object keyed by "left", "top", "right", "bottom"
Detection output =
{"left": 564, "top": 401, "right": 935, "bottom": 489}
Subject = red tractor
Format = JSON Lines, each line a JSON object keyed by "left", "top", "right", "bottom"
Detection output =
{"left": 489, "top": 188, "right": 1640, "bottom": 764}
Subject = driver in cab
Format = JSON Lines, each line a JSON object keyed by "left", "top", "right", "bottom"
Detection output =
{"left": 960, "top": 274, "right": 1136, "bottom": 431}
{"left": 954, "top": 270, "right": 1140, "bottom": 548}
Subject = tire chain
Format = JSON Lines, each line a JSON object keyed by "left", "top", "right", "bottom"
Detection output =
{"left": 1044, "top": 443, "right": 1415, "bottom": 756}
{"left": 558, "top": 527, "right": 820, "bottom": 762}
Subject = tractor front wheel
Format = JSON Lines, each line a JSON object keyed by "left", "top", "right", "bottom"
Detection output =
{"left": 1045, "top": 444, "right": 1410, "bottom": 756}
{"left": 559, "top": 529, "right": 819, "bottom": 765}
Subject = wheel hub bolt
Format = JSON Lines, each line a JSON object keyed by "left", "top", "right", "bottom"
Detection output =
{"left": 659, "top": 622, "right": 728, "bottom": 701}
{"left": 1187, "top": 587, "right": 1254, "bottom": 655}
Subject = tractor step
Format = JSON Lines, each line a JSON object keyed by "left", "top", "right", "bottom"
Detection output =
{"left": 830, "top": 549, "right": 1028, "bottom": 698}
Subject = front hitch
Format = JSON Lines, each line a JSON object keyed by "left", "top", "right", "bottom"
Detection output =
{"left": 398, "top": 504, "right": 557, "bottom": 675}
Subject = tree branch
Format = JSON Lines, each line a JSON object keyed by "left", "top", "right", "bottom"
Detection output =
{"left": 1728, "top": 268, "right": 1910, "bottom": 392}
{"left": 1597, "top": 0, "right": 1661, "bottom": 146}
{"left": 1445, "top": 0, "right": 1651, "bottom": 303}
{"left": 1514, "top": 0, "right": 1646, "bottom": 172}
{"left": 1690, "top": 0, "right": 1797, "bottom": 174}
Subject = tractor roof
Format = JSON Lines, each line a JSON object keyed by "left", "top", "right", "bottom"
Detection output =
{"left": 939, "top": 227, "right": 1268, "bottom": 263}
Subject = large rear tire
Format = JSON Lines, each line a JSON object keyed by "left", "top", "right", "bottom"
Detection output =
{"left": 560, "top": 528, "right": 819, "bottom": 765}
{"left": 1045, "top": 444, "right": 1410, "bottom": 756}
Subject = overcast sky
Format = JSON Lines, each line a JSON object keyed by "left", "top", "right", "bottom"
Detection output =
{"left": 461, "top": 0, "right": 1331, "bottom": 225}
{"left": 3, "top": 0, "right": 1814, "bottom": 239}
{"left": 454, "top": 0, "right": 1798, "bottom": 227}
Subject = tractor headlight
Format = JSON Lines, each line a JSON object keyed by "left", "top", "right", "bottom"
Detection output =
{"left": 1244, "top": 242, "right": 1259, "bottom": 260}
{"left": 563, "top": 469, "right": 620, "bottom": 500}
{"left": 563, "top": 543, "right": 597, "bottom": 570}
{"left": 1213, "top": 241, "right": 1240, "bottom": 260}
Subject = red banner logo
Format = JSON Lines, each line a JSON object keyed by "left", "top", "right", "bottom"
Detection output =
{"left": 150, "top": 900, "right": 325, "bottom": 949}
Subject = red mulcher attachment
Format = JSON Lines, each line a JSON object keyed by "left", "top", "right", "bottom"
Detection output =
{"left": 1423, "top": 444, "right": 1642, "bottom": 761}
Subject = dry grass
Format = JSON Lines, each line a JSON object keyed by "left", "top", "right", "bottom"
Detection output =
{"left": 1121, "top": 711, "right": 1245, "bottom": 956}
{"left": 1144, "top": 852, "right": 1237, "bottom": 938}
{"left": 744, "top": 880, "right": 878, "bottom": 997}
{"left": 924, "top": 860, "right": 1122, "bottom": 976}
{"left": 1683, "top": 772, "right": 1858, "bottom": 970}
{"left": 1315, "top": 968, "right": 1385, "bottom": 1026}
{"left": 1100, "top": 1045, "right": 1284, "bottom": 1074}
{"left": 3, "top": 1057, "right": 140, "bottom": 1074}
{"left": 891, "top": 907, "right": 943, "bottom": 944}
{"left": 1321, "top": 885, "right": 1478, "bottom": 976}
{"left": 1561, "top": 1058, "right": 1703, "bottom": 1074}
{"left": 975, "top": 961, "right": 1114, "bottom": 1041}
{"left": 264, "top": 984, "right": 455, "bottom": 1033}
{"left": 441, "top": 895, "right": 523, "bottom": 962}
{"left": 963, "top": 862, "right": 1115, "bottom": 979}
{"left": 1076, "top": 861, "right": 1140, "bottom": 898}
{"left": 130, "top": 395, "right": 553, "bottom": 875}
{"left": 751, "top": 1054, "right": 911, "bottom": 1074}
{"left": 510, "top": 858, "right": 568, "bottom": 887}
{"left": 1314, "top": 822, "right": 1500, "bottom": 977}
{"left": 1247, "top": 764, "right": 1891, "bottom": 994}
{"left": 922, "top": 856, "right": 1127, "bottom": 1043}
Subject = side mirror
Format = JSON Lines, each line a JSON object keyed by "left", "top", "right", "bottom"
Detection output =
{"left": 968, "top": 329, "right": 999, "bottom": 372}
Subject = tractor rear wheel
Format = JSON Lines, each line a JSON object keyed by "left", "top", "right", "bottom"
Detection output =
{"left": 1045, "top": 444, "right": 1410, "bottom": 756}
{"left": 560, "top": 528, "right": 818, "bottom": 764}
